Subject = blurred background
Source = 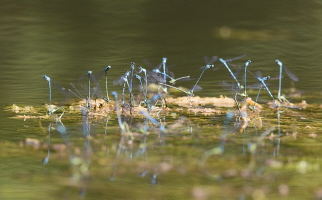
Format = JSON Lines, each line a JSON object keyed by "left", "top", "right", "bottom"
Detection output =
{"left": 1, "top": 0, "right": 321, "bottom": 107}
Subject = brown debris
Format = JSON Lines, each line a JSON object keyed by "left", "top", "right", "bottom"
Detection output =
{"left": 167, "top": 96, "right": 236, "bottom": 108}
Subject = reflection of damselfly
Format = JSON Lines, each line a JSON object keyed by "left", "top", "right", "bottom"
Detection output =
{"left": 111, "top": 91, "right": 133, "bottom": 139}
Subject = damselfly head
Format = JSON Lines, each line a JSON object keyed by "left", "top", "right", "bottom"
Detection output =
{"left": 245, "top": 60, "right": 251, "bottom": 67}
{"left": 43, "top": 75, "right": 50, "bottom": 82}
{"left": 137, "top": 66, "right": 146, "bottom": 73}
{"left": 105, "top": 66, "right": 111, "bottom": 71}
{"left": 275, "top": 59, "right": 282, "bottom": 66}
{"left": 263, "top": 76, "right": 270, "bottom": 81}
{"left": 162, "top": 57, "right": 167, "bottom": 64}
{"left": 130, "top": 62, "right": 136, "bottom": 69}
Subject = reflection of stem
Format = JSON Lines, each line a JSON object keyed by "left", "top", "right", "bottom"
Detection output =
{"left": 104, "top": 117, "right": 109, "bottom": 155}
{"left": 112, "top": 92, "right": 125, "bottom": 132}
{"left": 56, "top": 120, "right": 84, "bottom": 187}
{"left": 57, "top": 120, "right": 92, "bottom": 195}
{"left": 42, "top": 123, "right": 51, "bottom": 165}
{"left": 242, "top": 133, "right": 246, "bottom": 155}
{"left": 110, "top": 136, "right": 125, "bottom": 181}
{"left": 136, "top": 136, "right": 148, "bottom": 159}
{"left": 82, "top": 115, "right": 91, "bottom": 138}
{"left": 275, "top": 111, "right": 282, "bottom": 156}
{"left": 257, "top": 126, "right": 276, "bottom": 143}
{"left": 199, "top": 111, "right": 234, "bottom": 179}
{"left": 150, "top": 174, "right": 158, "bottom": 185}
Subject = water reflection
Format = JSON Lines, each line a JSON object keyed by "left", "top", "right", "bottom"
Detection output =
{"left": 7, "top": 95, "right": 320, "bottom": 199}
{"left": 43, "top": 120, "right": 93, "bottom": 198}
{"left": 41, "top": 123, "right": 51, "bottom": 165}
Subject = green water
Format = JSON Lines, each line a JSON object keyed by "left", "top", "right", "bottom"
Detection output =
{"left": 1, "top": 1, "right": 322, "bottom": 199}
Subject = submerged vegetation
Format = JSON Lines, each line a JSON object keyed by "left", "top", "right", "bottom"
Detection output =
{"left": 6, "top": 56, "right": 322, "bottom": 199}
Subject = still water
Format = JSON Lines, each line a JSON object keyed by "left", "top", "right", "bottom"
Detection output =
{"left": 1, "top": 1, "right": 322, "bottom": 199}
